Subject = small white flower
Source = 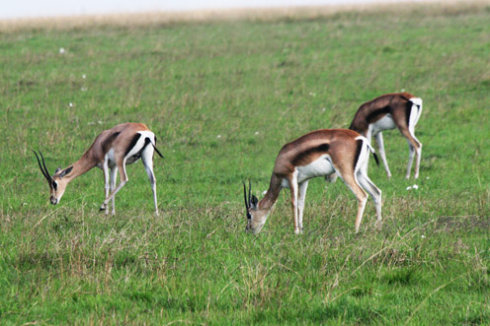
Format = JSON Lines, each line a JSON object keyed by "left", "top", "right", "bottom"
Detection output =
{"left": 81, "top": 87, "right": 87, "bottom": 92}
{"left": 262, "top": 190, "right": 267, "bottom": 195}
{"left": 309, "top": 92, "right": 316, "bottom": 97}
{"left": 254, "top": 131, "right": 259, "bottom": 135}
{"left": 321, "top": 108, "right": 326, "bottom": 112}
{"left": 217, "top": 134, "right": 222, "bottom": 139}
{"left": 69, "top": 102, "right": 73, "bottom": 107}
{"left": 412, "top": 184, "right": 419, "bottom": 189}
{"left": 426, "top": 177, "right": 430, "bottom": 180}
{"left": 82, "top": 74, "right": 86, "bottom": 79}
{"left": 421, "top": 235, "right": 426, "bottom": 239}
{"left": 400, "top": 88, "right": 405, "bottom": 92}
{"left": 406, "top": 186, "right": 412, "bottom": 191}
{"left": 59, "top": 48, "right": 65, "bottom": 54}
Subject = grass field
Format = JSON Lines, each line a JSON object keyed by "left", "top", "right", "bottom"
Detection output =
{"left": 0, "top": 2, "right": 489, "bottom": 324}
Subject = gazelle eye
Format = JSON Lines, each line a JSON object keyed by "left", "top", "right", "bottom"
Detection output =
{"left": 52, "top": 181, "right": 58, "bottom": 190}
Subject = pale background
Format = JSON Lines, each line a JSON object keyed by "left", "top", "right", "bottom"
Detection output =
{"left": 1, "top": 0, "right": 441, "bottom": 19}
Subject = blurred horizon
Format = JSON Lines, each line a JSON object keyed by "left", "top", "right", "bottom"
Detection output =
{"left": 2, "top": 0, "right": 439, "bottom": 19}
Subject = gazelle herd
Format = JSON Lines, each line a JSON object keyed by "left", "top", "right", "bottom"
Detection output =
{"left": 35, "top": 92, "right": 422, "bottom": 235}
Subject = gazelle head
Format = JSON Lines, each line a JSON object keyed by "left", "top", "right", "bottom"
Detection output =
{"left": 34, "top": 151, "right": 72, "bottom": 205}
{"left": 243, "top": 181, "right": 269, "bottom": 234}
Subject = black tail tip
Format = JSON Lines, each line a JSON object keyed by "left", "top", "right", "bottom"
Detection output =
{"left": 372, "top": 152, "right": 380, "bottom": 166}
{"left": 152, "top": 143, "right": 164, "bottom": 158}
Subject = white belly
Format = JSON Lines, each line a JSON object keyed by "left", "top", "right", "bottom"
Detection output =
{"left": 106, "top": 148, "right": 116, "bottom": 167}
{"left": 296, "top": 154, "right": 335, "bottom": 183}
{"left": 371, "top": 114, "right": 396, "bottom": 135}
{"left": 281, "top": 155, "right": 335, "bottom": 188}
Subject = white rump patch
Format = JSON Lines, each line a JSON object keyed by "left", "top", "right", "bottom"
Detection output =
{"left": 408, "top": 97, "right": 423, "bottom": 130}
{"left": 124, "top": 131, "right": 156, "bottom": 163}
{"left": 355, "top": 136, "right": 375, "bottom": 153}
{"left": 410, "top": 97, "right": 423, "bottom": 107}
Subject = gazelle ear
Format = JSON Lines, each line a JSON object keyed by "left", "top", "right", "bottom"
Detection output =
{"left": 55, "top": 167, "right": 61, "bottom": 174}
{"left": 251, "top": 195, "right": 258, "bottom": 208}
{"left": 59, "top": 166, "right": 73, "bottom": 178}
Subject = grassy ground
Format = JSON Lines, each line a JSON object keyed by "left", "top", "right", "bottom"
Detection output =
{"left": 0, "top": 2, "right": 488, "bottom": 324}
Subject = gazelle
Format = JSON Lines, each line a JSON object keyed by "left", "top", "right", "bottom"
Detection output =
{"left": 349, "top": 92, "right": 423, "bottom": 179}
{"left": 243, "top": 129, "right": 382, "bottom": 235}
{"left": 34, "top": 122, "right": 163, "bottom": 215}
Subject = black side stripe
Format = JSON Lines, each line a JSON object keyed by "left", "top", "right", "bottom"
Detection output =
{"left": 292, "top": 143, "right": 329, "bottom": 165}
{"left": 366, "top": 106, "right": 390, "bottom": 124}
{"left": 405, "top": 100, "right": 412, "bottom": 127}
{"left": 353, "top": 139, "right": 363, "bottom": 171}
{"left": 101, "top": 131, "right": 120, "bottom": 153}
{"left": 125, "top": 133, "right": 142, "bottom": 157}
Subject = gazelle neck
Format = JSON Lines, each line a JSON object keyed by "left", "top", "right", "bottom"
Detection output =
{"left": 62, "top": 153, "right": 97, "bottom": 181}
{"left": 258, "top": 174, "right": 282, "bottom": 211}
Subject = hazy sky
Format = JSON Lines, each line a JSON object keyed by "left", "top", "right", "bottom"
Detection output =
{"left": 1, "top": 0, "right": 431, "bottom": 19}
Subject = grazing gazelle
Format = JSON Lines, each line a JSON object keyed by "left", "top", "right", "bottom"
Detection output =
{"left": 34, "top": 122, "right": 163, "bottom": 215}
{"left": 349, "top": 92, "right": 423, "bottom": 179}
{"left": 243, "top": 129, "right": 382, "bottom": 235}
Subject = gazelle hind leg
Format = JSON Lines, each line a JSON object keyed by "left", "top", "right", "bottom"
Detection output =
{"left": 339, "top": 171, "right": 368, "bottom": 233}
{"left": 357, "top": 171, "right": 382, "bottom": 230}
{"left": 410, "top": 128, "right": 422, "bottom": 179}
{"left": 414, "top": 140, "right": 422, "bottom": 179}
{"left": 400, "top": 127, "right": 421, "bottom": 179}
{"left": 141, "top": 145, "right": 159, "bottom": 216}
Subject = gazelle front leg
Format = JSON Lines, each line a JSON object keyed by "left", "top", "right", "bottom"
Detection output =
{"left": 288, "top": 172, "right": 301, "bottom": 234}
{"left": 374, "top": 132, "right": 392, "bottom": 178}
{"left": 109, "top": 166, "right": 118, "bottom": 215}
{"left": 297, "top": 181, "right": 309, "bottom": 233}
{"left": 103, "top": 160, "right": 128, "bottom": 209}
{"left": 100, "top": 160, "right": 110, "bottom": 214}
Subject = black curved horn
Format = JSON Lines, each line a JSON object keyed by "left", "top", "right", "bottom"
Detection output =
{"left": 248, "top": 180, "right": 252, "bottom": 208}
{"left": 33, "top": 151, "right": 52, "bottom": 184}
{"left": 243, "top": 182, "right": 249, "bottom": 211}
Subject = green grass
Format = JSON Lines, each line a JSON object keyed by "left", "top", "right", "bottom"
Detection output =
{"left": 0, "top": 3, "right": 489, "bottom": 324}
